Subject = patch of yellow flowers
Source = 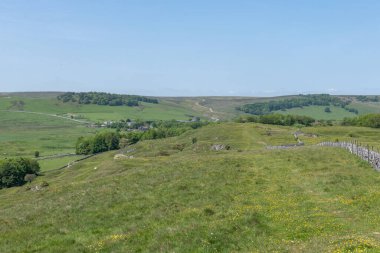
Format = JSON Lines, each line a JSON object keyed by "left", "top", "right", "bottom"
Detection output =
{"left": 88, "top": 233, "right": 129, "bottom": 252}
{"left": 331, "top": 237, "right": 379, "bottom": 253}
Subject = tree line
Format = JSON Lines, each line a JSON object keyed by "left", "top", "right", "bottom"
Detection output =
{"left": 0, "top": 158, "right": 40, "bottom": 189}
{"left": 121, "top": 120, "right": 208, "bottom": 145}
{"left": 355, "top": 95, "right": 379, "bottom": 102}
{"left": 76, "top": 120, "right": 208, "bottom": 154}
{"left": 342, "top": 114, "right": 380, "bottom": 128}
{"left": 76, "top": 132, "right": 120, "bottom": 155}
{"left": 236, "top": 114, "right": 315, "bottom": 126}
{"left": 57, "top": 92, "right": 158, "bottom": 106}
{"left": 237, "top": 94, "right": 352, "bottom": 115}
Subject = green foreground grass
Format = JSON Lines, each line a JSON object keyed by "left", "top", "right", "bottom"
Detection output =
{"left": 1, "top": 123, "right": 380, "bottom": 252}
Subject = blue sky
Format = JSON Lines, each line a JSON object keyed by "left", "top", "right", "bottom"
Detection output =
{"left": 1, "top": 0, "right": 380, "bottom": 96}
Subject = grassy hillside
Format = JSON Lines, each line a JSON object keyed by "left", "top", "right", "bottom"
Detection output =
{"left": 349, "top": 101, "right": 380, "bottom": 115}
{"left": 1, "top": 123, "right": 380, "bottom": 252}
{"left": 0, "top": 94, "right": 204, "bottom": 122}
{"left": 277, "top": 101, "right": 380, "bottom": 120}
{"left": 277, "top": 105, "right": 357, "bottom": 120}
{"left": 2, "top": 93, "right": 380, "bottom": 123}
{"left": 0, "top": 93, "right": 208, "bottom": 171}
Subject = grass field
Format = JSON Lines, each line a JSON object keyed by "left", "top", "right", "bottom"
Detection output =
{"left": 1, "top": 123, "right": 380, "bottom": 252}
{"left": 0, "top": 110, "right": 94, "bottom": 159}
{"left": 0, "top": 94, "right": 205, "bottom": 122}
{"left": 349, "top": 101, "right": 380, "bottom": 115}
{"left": 38, "top": 155, "right": 88, "bottom": 172}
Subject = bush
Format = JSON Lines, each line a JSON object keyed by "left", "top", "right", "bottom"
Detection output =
{"left": 34, "top": 151, "right": 40, "bottom": 158}
{"left": 0, "top": 158, "right": 40, "bottom": 188}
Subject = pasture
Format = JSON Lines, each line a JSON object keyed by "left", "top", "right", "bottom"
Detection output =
{"left": 1, "top": 123, "right": 380, "bottom": 252}
{"left": 0, "top": 94, "right": 204, "bottom": 122}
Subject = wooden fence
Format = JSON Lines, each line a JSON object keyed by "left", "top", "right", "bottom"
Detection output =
{"left": 318, "top": 141, "right": 380, "bottom": 171}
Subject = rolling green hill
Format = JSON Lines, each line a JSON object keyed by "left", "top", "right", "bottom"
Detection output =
{"left": 277, "top": 105, "right": 357, "bottom": 120}
{"left": 1, "top": 123, "right": 380, "bottom": 252}
{"left": 1, "top": 92, "right": 380, "bottom": 172}
{"left": 0, "top": 93, "right": 204, "bottom": 122}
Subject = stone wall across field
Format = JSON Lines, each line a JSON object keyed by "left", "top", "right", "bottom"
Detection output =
{"left": 318, "top": 141, "right": 380, "bottom": 171}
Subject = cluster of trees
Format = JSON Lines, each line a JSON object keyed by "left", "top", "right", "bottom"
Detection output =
{"left": 237, "top": 94, "right": 350, "bottom": 115}
{"left": 342, "top": 114, "right": 380, "bottom": 128}
{"left": 57, "top": 92, "right": 158, "bottom": 106}
{"left": 0, "top": 158, "right": 40, "bottom": 189}
{"left": 76, "top": 120, "right": 208, "bottom": 153}
{"left": 76, "top": 132, "right": 120, "bottom": 155}
{"left": 122, "top": 120, "right": 208, "bottom": 145}
{"left": 356, "top": 95, "right": 380, "bottom": 102}
{"left": 236, "top": 114, "right": 315, "bottom": 126}
{"left": 107, "top": 118, "right": 201, "bottom": 130}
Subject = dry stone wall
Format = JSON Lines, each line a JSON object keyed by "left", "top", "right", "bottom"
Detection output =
{"left": 318, "top": 141, "right": 380, "bottom": 171}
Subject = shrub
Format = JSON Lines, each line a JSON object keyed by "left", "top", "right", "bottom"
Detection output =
{"left": 0, "top": 158, "right": 40, "bottom": 188}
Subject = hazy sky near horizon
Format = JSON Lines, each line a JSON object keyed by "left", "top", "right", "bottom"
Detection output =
{"left": 1, "top": 0, "right": 380, "bottom": 96}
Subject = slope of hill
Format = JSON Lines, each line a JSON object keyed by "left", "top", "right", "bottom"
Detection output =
{"left": 0, "top": 93, "right": 204, "bottom": 122}
{"left": 2, "top": 92, "right": 380, "bottom": 122}
{"left": 1, "top": 123, "right": 380, "bottom": 252}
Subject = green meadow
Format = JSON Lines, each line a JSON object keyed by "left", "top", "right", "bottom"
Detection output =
{"left": 2, "top": 93, "right": 380, "bottom": 252}
{"left": 0, "top": 110, "right": 93, "bottom": 159}
{"left": 0, "top": 95, "right": 204, "bottom": 122}
{"left": 1, "top": 123, "right": 380, "bottom": 252}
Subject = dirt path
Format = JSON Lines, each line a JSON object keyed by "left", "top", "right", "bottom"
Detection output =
{"left": 194, "top": 101, "right": 219, "bottom": 121}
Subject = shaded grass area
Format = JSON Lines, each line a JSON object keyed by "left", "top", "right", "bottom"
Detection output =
{"left": 1, "top": 124, "right": 380, "bottom": 252}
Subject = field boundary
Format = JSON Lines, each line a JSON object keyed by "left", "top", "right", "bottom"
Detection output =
{"left": 48, "top": 154, "right": 98, "bottom": 171}
{"left": 318, "top": 141, "right": 380, "bottom": 170}
{"left": 2, "top": 110, "right": 90, "bottom": 124}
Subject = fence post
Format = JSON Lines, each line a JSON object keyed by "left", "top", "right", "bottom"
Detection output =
{"left": 367, "top": 145, "right": 370, "bottom": 162}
